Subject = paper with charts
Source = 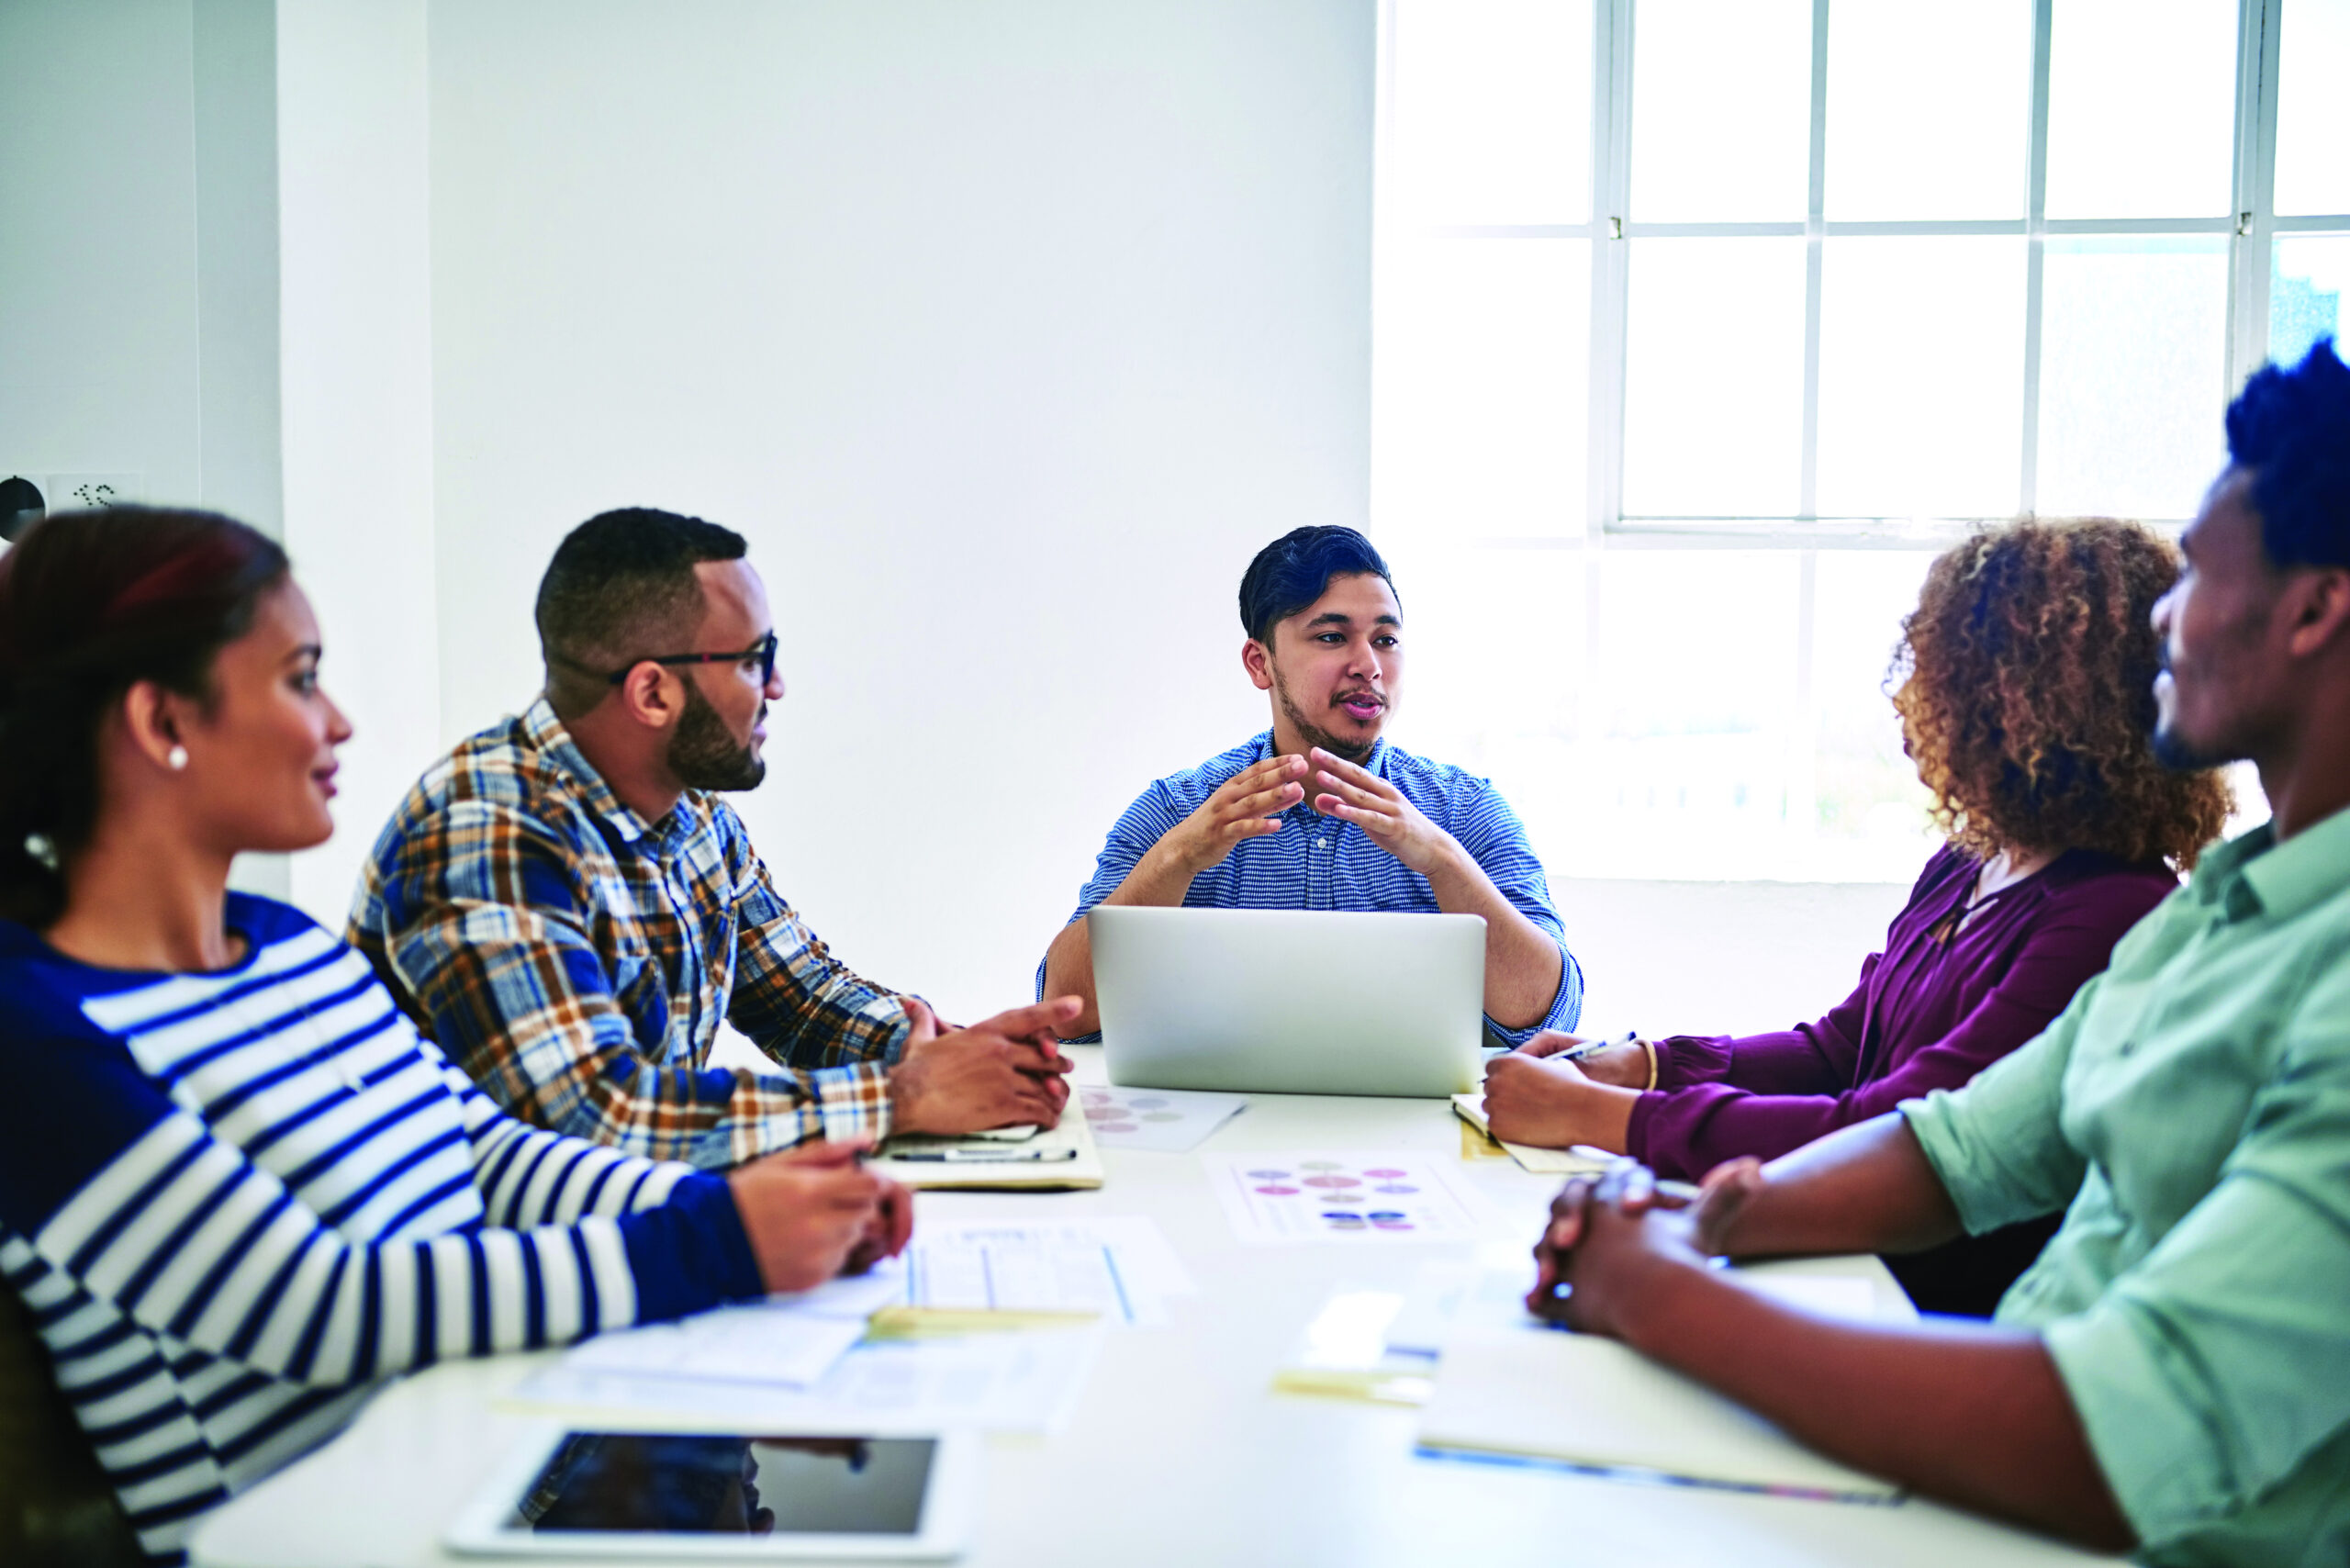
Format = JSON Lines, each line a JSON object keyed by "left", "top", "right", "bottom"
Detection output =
{"left": 1078, "top": 1084, "right": 1247, "bottom": 1151}
{"left": 902, "top": 1217, "right": 1194, "bottom": 1327}
{"left": 1203, "top": 1151, "right": 1494, "bottom": 1244}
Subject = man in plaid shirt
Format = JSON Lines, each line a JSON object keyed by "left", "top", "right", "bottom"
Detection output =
{"left": 351, "top": 509, "right": 1075, "bottom": 1170}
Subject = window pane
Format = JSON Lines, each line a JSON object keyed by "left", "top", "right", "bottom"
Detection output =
{"left": 1817, "top": 237, "right": 2026, "bottom": 518}
{"left": 1391, "top": 0, "right": 1594, "bottom": 226}
{"left": 2275, "top": 0, "right": 2350, "bottom": 217}
{"left": 1628, "top": 0, "right": 1811, "bottom": 222}
{"left": 2271, "top": 236, "right": 2350, "bottom": 370}
{"left": 1620, "top": 237, "right": 1806, "bottom": 516}
{"left": 1373, "top": 239, "right": 1590, "bottom": 539}
{"left": 2037, "top": 238, "right": 2229, "bottom": 521}
{"left": 2044, "top": 0, "right": 2236, "bottom": 219}
{"left": 1378, "top": 542, "right": 1588, "bottom": 776}
{"left": 1812, "top": 551, "right": 1940, "bottom": 880}
{"left": 1570, "top": 551, "right": 1805, "bottom": 878}
{"left": 1825, "top": 0, "right": 2031, "bottom": 220}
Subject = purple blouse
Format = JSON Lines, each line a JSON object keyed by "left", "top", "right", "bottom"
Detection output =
{"left": 1624, "top": 845, "right": 2177, "bottom": 1182}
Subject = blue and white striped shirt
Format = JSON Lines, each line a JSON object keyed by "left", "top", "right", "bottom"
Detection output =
{"left": 1046, "top": 732, "right": 1583, "bottom": 1045}
{"left": 0, "top": 894, "right": 762, "bottom": 1562}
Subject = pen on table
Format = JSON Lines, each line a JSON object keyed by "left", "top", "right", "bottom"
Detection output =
{"left": 887, "top": 1147, "right": 1081, "bottom": 1163}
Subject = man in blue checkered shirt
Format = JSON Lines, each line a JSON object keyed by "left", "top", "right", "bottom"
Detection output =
{"left": 1040, "top": 526, "right": 1583, "bottom": 1046}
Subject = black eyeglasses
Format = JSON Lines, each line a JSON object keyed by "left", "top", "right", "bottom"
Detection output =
{"left": 601, "top": 632, "right": 778, "bottom": 686}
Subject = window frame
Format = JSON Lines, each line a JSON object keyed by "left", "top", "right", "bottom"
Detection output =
{"left": 1374, "top": 0, "right": 2350, "bottom": 554}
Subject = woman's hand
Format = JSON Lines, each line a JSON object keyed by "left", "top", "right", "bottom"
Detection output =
{"left": 1483, "top": 1049, "right": 1640, "bottom": 1150}
{"left": 1513, "top": 1031, "right": 1651, "bottom": 1088}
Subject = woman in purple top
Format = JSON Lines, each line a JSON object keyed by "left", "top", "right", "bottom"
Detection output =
{"left": 1484, "top": 518, "right": 2234, "bottom": 1314}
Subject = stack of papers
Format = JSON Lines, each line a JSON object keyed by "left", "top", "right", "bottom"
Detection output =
{"left": 509, "top": 1326, "right": 1103, "bottom": 1436}
{"left": 505, "top": 1217, "right": 1191, "bottom": 1435}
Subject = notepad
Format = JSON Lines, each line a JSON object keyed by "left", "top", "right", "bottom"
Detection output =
{"left": 866, "top": 1101, "right": 1104, "bottom": 1190}
{"left": 1417, "top": 1326, "right": 1902, "bottom": 1501}
{"left": 1449, "top": 1093, "right": 1617, "bottom": 1177}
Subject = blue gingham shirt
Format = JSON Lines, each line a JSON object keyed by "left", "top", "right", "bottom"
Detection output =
{"left": 1046, "top": 732, "right": 1582, "bottom": 1046}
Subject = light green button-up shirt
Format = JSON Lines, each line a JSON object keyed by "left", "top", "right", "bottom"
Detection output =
{"left": 1904, "top": 804, "right": 2350, "bottom": 1568}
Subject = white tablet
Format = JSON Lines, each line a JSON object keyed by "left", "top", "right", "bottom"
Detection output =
{"left": 444, "top": 1425, "right": 980, "bottom": 1560}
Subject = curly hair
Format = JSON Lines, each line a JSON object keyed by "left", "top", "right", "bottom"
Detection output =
{"left": 1891, "top": 518, "right": 2232, "bottom": 870}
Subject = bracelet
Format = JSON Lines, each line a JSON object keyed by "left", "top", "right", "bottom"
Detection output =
{"left": 1639, "top": 1037, "right": 1659, "bottom": 1092}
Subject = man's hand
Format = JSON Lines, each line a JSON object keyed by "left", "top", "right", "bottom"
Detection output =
{"left": 727, "top": 1141, "right": 892, "bottom": 1294}
{"left": 1515, "top": 1031, "right": 1651, "bottom": 1089}
{"left": 843, "top": 1175, "right": 916, "bottom": 1276}
{"left": 1149, "top": 754, "right": 1308, "bottom": 880}
{"left": 888, "top": 997, "right": 1080, "bottom": 1136}
{"left": 1526, "top": 1160, "right": 1706, "bottom": 1337}
{"left": 1304, "top": 747, "right": 1460, "bottom": 876}
{"left": 1483, "top": 1050, "right": 1639, "bottom": 1151}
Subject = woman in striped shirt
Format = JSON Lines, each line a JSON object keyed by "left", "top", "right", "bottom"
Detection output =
{"left": 0, "top": 506, "right": 912, "bottom": 1562}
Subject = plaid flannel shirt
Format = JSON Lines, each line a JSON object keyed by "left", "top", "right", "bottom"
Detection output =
{"left": 348, "top": 698, "right": 912, "bottom": 1170}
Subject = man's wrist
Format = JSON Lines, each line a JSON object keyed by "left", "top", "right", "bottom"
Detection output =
{"left": 1605, "top": 1225, "right": 1715, "bottom": 1353}
{"left": 1413, "top": 830, "right": 1476, "bottom": 890}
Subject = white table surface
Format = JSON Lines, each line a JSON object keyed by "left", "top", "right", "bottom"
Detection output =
{"left": 192, "top": 1047, "right": 2115, "bottom": 1568}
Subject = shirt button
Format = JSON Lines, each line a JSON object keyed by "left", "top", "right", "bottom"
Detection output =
{"left": 1315, "top": 837, "right": 1329, "bottom": 848}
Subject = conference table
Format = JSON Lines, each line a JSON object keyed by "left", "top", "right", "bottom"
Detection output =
{"left": 191, "top": 1046, "right": 2116, "bottom": 1568}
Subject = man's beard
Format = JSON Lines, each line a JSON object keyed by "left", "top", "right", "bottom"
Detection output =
{"left": 668, "top": 677, "right": 767, "bottom": 791}
{"left": 2150, "top": 718, "right": 2228, "bottom": 773}
{"left": 1272, "top": 666, "right": 1377, "bottom": 764}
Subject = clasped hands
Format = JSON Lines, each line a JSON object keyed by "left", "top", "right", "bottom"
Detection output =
{"left": 888, "top": 994, "right": 1080, "bottom": 1136}
{"left": 1527, "top": 1156, "right": 1767, "bottom": 1338}
{"left": 1156, "top": 747, "right": 1462, "bottom": 879}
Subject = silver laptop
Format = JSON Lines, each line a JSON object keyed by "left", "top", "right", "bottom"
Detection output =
{"left": 1089, "top": 906, "right": 1487, "bottom": 1097}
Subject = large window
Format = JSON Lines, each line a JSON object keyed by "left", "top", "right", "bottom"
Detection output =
{"left": 1375, "top": 0, "right": 2345, "bottom": 880}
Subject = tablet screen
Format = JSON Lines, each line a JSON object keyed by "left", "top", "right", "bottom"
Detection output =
{"left": 503, "top": 1433, "right": 935, "bottom": 1537}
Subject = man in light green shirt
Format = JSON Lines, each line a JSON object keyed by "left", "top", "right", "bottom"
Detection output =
{"left": 1525, "top": 338, "right": 2350, "bottom": 1563}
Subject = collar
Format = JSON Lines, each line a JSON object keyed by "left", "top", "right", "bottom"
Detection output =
{"left": 2189, "top": 801, "right": 2350, "bottom": 924}
{"left": 520, "top": 697, "right": 666, "bottom": 849}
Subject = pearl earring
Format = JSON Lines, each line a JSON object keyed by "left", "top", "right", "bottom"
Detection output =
{"left": 166, "top": 745, "right": 189, "bottom": 771}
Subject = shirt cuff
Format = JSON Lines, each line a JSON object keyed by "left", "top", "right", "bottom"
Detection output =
{"left": 808, "top": 1061, "right": 894, "bottom": 1144}
{"left": 617, "top": 1170, "right": 767, "bottom": 1322}
{"left": 1897, "top": 1092, "right": 2014, "bottom": 1237}
{"left": 2042, "top": 1301, "right": 2228, "bottom": 1551}
{"left": 1651, "top": 1035, "right": 1731, "bottom": 1089}
{"left": 1483, "top": 943, "right": 1583, "bottom": 1049}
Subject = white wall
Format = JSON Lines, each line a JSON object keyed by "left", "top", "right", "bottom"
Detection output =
{"left": 425, "top": 0, "right": 1375, "bottom": 1019}
{"left": 275, "top": 0, "right": 442, "bottom": 923}
{"left": 2, "top": 2, "right": 1910, "bottom": 1037}
{"left": 1556, "top": 876, "right": 1909, "bottom": 1038}
{"left": 0, "top": 1, "right": 203, "bottom": 508}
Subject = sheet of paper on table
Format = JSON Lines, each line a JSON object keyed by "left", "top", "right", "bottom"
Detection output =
{"left": 552, "top": 1266, "right": 910, "bottom": 1390}
{"left": 1202, "top": 1150, "right": 1496, "bottom": 1244}
{"left": 1076, "top": 1084, "right": 1248, "bottom": 1151}
{"left": 507, "top": 1325, "right": 1105, "bottom": 1436}
{"left": 1279, "top": 1262, "right": 1890, "bottom": 1411}
{"left": 1449, "top": 1093, "right": 1617, "bottom": 1176}
{"left": 1417, "top": 1327, "right": 1902, "bottom": 1502}
{"left": 1413, "top": 1261, "right": 1907, "bottom": 1500}
{"left": 901, "top": 1216, "right": 1195, "bottom": 1327}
